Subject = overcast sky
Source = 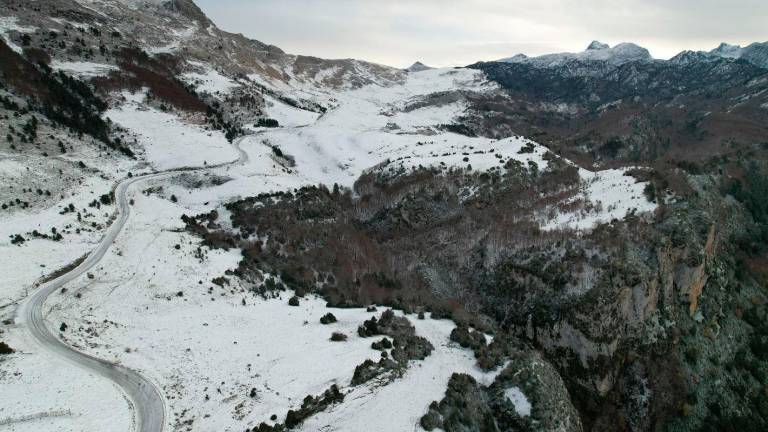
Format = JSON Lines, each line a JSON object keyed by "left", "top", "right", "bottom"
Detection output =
{"left": 195, "top": 0, "right": 768, "bottom": 68}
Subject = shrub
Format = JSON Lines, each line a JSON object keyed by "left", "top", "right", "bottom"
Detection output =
{"left": 330, "top": 332, "right": 347, "bottom": 342}
{"left": 257, "top": 118, "right": 280, "bottom": 128}
{"left": 320, "top": 313, "right": 337, "bottom": 324}
{"left": 0, "top": 341, "right": 14, "bottom": 354}
{"left": 371, "top": 337, "right": 393, "bottom": 350}
{"left": 517, "top": 142, "right": 535, "bottom": 154}
{"left": 288, "top": 296, "right": 300, "bottom": 307}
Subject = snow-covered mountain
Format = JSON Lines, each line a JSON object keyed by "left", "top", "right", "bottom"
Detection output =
{"left": 709, "top": 41, "right": 768, "bottom": 69}
{"left": 499, "top": 40, "right": 652, "bottom": 67}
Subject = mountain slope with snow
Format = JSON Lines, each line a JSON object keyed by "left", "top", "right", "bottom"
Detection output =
{"left": 2, "top": 2, "right": 768, "bottom": 432}
{"left": 499, "top": 40, "right": 652, "bottom": 67}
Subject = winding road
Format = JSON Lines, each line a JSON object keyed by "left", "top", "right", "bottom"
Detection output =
{"left": 15, "top": 136, "right": 250, "bottom": 432}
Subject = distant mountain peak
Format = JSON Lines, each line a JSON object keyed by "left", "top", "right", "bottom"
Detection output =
{"left": 587, "top": 41, "right": 610, "bottom": 50}
{"left": 710, "top": 42, "right": 743, "bottom": 59}
{"left": 708, "top": 41, "right": 768, "bottom": 69}
{"left": 498, "top": 41, "right": 651, "bottom": 68}
{"left": 405, "top": 62, "right": 433, "bottom": 72}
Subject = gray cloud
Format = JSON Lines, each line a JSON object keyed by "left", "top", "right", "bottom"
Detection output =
{"left": 195, "top": 0, "right": 768, "bottom": 68}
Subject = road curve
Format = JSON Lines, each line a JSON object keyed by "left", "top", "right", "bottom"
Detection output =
{"left": 15, "top": 136, "right": 250, "bottom": 432}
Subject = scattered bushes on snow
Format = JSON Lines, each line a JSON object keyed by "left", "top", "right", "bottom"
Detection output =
{"left": 351, "top": 310, "right": 434, "bottom": 386}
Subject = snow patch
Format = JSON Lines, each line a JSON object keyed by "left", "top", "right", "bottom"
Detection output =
{"left": 543, "top": 168, "right": 657, "bottom": 231}
{"left": 182, "top": 69, "right": 240, "bottom": 95}
{"left": 504, "top": 387, "right": 532, "bottom": 417}
{"left": 50, "top": 61, "right": 119, "bottom": 78}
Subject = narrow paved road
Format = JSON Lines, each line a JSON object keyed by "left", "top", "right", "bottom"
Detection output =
{"left": 15, "top": 136, "right": 250, "bottom": 432}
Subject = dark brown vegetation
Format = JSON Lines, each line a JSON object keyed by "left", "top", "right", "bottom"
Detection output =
{"left": 92, "top": 48, "right": 207, "bottom": 113}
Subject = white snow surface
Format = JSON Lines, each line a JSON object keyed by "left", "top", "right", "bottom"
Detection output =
{"left": 260, "top": 94, "right": 321, "bottom": 128}
{"left": 50, "top": 60, "right": 119, "bottom": 78}
{"left": 182, "top": 69, "right": 240, "bottom": 95}
{"left": 105, "top": 91, "right": 239, "bottom": 170}
{"left": 504, "top": 387, "right": 532, "bottom": 417}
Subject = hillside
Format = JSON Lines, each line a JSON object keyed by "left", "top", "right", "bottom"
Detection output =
{"left": 1, "top": 2, "right": 768, "bottom": 432}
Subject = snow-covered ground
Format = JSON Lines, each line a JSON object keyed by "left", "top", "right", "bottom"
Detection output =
{"left": 0, "top": 328, "right": 130, "bottom": 432}
{"left": 182, "top": 69, "right": 240, "bottom": 96}
{"left": 542, "top": 168, "right": 657, "bottom": 231}
{"left": 105, "top": 91, "right": 239, "bottom": 170}
{"left": 260, "top": 95, "right": 321, "bottom": 128}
